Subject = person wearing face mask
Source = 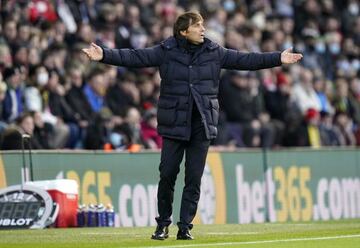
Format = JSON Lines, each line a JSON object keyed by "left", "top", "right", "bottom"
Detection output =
{"left": 342, "top": 0, "right": 359, "bottom": 35}
{"left": 24, "top": 65, "right": 48, "bottom": 112}
{"left": 82, "top": 11, "right": 303, "bottom": 240}
{"left": 328, "top": 41, "right": 341, "bottom": 55}
{"left": 37, "top": 69, "right": 49, "bottom": 87}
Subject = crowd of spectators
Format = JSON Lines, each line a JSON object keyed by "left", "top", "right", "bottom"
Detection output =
{"left": 0, "top": 0, "right": 359, "bottom": 151}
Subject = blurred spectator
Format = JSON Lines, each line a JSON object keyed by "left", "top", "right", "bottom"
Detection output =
{"left": 334, "top": 111, "right": 356, "bottom": 146}
{"left": 28, "top": 0, "right": 58, "bottom": 24}
{"left": 141, "top": 108, "right": 162, "bottom": 149}
{"left": 30, "top": 110, "right": 54, "bottom": 149}
{"left": 63, "top": 0, "right": 97, "bottom": 25}
{"left": 138, "top": 75, "right": 158, "bottom": 109}
{"left": 65, "top": 67, "right": 94, "bottom": 126}
{"left": 83, "top": 67, "right": 107, "bottom": 113}
{"left": 296, "top": 108, "right": 322, "bottom": 148}
{"left": 2, "top": 67, "right": 24, "bottom": 122}
{"left": 28, "top": 47, "right": 41, "bottom": 67}
{"left": 17, "top": 22, "right": 31, "bottom": 45}
{"left": 0, "top": 0, "right": 359, "bottom": 150}
{"left": 24, "top": 65, "right": 47, "bottom": 112}
{"left": 46, "top": 69, "right": 80, "bottom": 147}
{"left": 0, "top": 42, "right": 13, "bottom": 69}
{"left": 1, "top": 112, "right": 36, "bottom": 150}
{"left": 292, "top": 68, "right": 321, "bottom": 114}
{"left": 348, "top": 77, "right": 360, "bottom": 126}
{"left": 264, "top": 71, "right": 301, "bottom": 146}
{"left": 319, "top": 111, "right": 342, "bottom": 146}
{"left": 332, "top": 78, "right": 357, "bottom": 122}
{"left": 67, "top": 22, "right": 94, "bottom": 45}
{"left": 0, "top": 80, "right": 8, "bottom": 132}
{"left": 313, "top": 76, "right": 334, "bottom": 114}
{"left": 2, "top": 19, "right": 18, "bottom": 47}
{"left": 124, "top": 107, "right": 142, "bottom": 146}
{"left": 219, "top": 71, "right": 275, "bottom": 147}
{"left": 84, "top": 108, "right": 111, "bottom": 150}
{"left": 106, "top": 72, "right": 140, "bottom": 117}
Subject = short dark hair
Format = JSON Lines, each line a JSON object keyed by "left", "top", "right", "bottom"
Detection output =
{"left": 87, "top": 67, "right": 105, "bottom": 81}
{"left": 173, "top": 12, "right": 203, "bottom": 38}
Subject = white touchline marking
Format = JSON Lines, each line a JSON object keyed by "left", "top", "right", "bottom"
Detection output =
{"left": 81, "top": 232, "right": 148, "bottom": 236}
{"left": 80, "top": 232, "right": 259, "bottom": 236}
{"left": 206, "top": 232, "right": 258, "bottom": 235}
{"left": 265, "top": 223, "right": 315, "bottom": 226}
{"left": 139, "top": 234, "right": 360, "bottom": 248}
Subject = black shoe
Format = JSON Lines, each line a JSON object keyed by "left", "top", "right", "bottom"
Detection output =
{"left": 176, "top": 229, "right": 194, "bottom": 240}
{"left": 151, "top": 226, "right": 169, "bottom": 240}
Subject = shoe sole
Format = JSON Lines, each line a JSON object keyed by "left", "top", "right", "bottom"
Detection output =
{"left": 151, "top": 235, "right": 169, "bottom": 240}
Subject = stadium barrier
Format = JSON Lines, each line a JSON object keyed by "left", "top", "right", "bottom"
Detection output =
{"left": 1, "top": 148, "right": 359, "bottom": 226}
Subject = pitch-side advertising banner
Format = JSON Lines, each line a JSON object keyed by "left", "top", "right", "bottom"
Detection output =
{"left": 1, "top": 149, "right": 359, "bottom": 226}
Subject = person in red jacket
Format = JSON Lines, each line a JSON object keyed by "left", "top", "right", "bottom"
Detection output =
{"left": 141, "top": 108, "right": 163, "bottom": 149}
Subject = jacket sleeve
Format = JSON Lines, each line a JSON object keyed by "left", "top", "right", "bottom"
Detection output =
{"left": 100, "top": 45, "right": 165, "bottom": 67}
{"left": 220, "top": 47, "right": 282, "bottom": 70}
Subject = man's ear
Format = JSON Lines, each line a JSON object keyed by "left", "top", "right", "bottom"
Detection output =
{"left": 180, "top": 30, "right": 187, "bottom": 37}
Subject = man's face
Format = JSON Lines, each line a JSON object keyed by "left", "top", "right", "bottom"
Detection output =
{"left": 8, "top": 71, "right": 22, "bottom": 88}
{"left": 90, "top": 74, "right": 107, "bottom": 96}
{"left": 181, "top": 20, "right": 206, "bottom": 45}
{"left": 20, "top": 116, "right": 34, "bottom": 135}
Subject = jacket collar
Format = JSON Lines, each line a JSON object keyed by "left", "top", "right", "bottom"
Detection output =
{"left": 161, "top": 36, "right": 219, "bottom": 51}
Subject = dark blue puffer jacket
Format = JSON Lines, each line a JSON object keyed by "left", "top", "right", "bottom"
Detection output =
{"left": 101, "top": 36, "right": 282, "bottom": 141}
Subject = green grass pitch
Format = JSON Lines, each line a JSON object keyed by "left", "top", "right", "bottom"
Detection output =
{"left": 0, "top": 219, "right": 359, "bottom": 248}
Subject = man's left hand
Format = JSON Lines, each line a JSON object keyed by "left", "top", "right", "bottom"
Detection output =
{"left": 281, "top": 47, "right": 303, "bottom": 64}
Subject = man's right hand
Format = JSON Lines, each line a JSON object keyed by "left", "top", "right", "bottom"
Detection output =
{"left": 82, "top": 42, "right": 103, "bottom": 61}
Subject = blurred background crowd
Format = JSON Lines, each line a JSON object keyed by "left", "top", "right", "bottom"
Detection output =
{"left": 0, "top": 0, "right": 359, "bottom": 151}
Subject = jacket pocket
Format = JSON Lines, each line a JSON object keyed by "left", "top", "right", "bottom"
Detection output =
{"left": 165, "top": 63, "right": 174, "bottom": 81}
{"left": 210, "top": 99, "right": 219, "bottom": 126}
{"left": 157, "top": 97, "right": 177, "bottom": 126}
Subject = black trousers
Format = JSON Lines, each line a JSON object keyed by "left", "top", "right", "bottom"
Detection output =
{"left": 155, "top": 107, "right": 210, "bottom": 230}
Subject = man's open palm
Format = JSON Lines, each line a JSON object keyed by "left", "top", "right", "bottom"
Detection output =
{"left": 82, "top": 43, "right": 103, "bottom": 61}
{"left": 281, "top": 47, "right": 303, "bottom": 64}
